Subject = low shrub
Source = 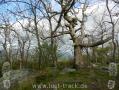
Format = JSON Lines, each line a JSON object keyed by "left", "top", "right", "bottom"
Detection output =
{"left": 57, "top": 60, "right": 74, "bottom": 70}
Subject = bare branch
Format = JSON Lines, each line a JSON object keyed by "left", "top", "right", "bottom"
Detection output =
{"left": 77, "top": 36, "right": 112, "bottom": 47}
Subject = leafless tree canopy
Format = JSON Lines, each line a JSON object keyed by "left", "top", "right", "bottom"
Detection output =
{"left": 0, "top": 0, "right": 118, "bottom": 69}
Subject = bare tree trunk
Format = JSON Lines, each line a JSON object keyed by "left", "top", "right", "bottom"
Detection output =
{"left": 31, "top": 2, "right": 41, "bottom": 69}
{"left": 106, "top": 0, "right": 116, "bottom": 62}
{"left": 73, "top": 38, "right": 84, "bottom": 69}
{"left": 51, "top": 34, "right": 57, "bottom": 67}
{"left": 74, "top": 45, "right": 84, "bottom": 69}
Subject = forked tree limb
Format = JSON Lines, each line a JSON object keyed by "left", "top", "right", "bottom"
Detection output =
{"left": 77, "top": 36, "right": 112, "bottom": 47}
{"left": 112, "top": 0, "right": 119, "bottom": 4}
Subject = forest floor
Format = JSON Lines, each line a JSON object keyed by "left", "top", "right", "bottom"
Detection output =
{"left": 10, "top": 65, "right": 119, "bottom": 90}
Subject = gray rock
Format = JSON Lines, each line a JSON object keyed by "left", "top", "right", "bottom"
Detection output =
{"left": 0, "top": 69, "right": 32, "bottom": 90}
{"left": 60, "top": 68, "right": 76, "bottom": 74}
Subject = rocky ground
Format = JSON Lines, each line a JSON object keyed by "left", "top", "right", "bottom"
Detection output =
{"left": 0, "top": 69, "right": 33, "bottom": 90}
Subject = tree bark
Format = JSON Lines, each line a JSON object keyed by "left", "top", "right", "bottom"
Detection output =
{"left": 73, "top": 38, "right": 84, "bottom": 69}
{"left": 74, "top": 45, "right": 84, "bottom": 69}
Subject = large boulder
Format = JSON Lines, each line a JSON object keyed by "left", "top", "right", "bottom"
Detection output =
{"left": 2, "top": 61, "right": 11, "bottom": 74}
{"left": 0, "top": 69, "right": 32, "bottom": 90}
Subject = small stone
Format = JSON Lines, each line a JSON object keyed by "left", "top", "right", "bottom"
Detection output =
{"left": 62, "top": 68, "right": 76, "bottom": 73}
